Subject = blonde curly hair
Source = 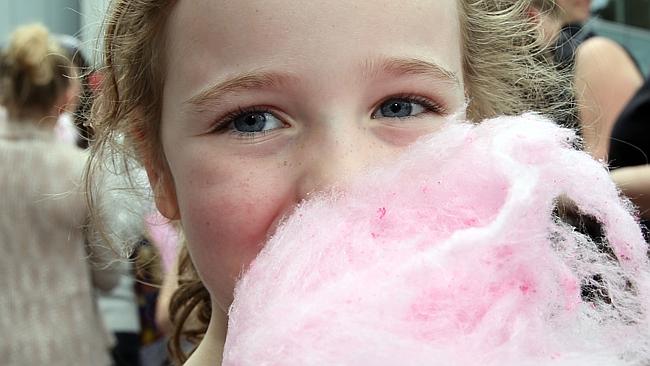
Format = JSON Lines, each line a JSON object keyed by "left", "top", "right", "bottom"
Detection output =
{"left": 86, "top": 0, "right": 572, "bottom": 364}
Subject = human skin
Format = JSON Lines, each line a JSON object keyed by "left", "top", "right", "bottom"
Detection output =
{"left": 547, "top": 0, "right": 643, "bottom": 161}
{"left": 530, "top": 0, "right": 642, "bottom": 162}
{"left": 611, "top": 165, "right": 650, "bottom": 220}
{"left": 555, "top": 0, "right": 591, "bottom": 23}
{"left": 573, "top": 38, "right": 643, "bottom": 161}
{"left": 149, "top": 0, "right": 466, "bottom": 363}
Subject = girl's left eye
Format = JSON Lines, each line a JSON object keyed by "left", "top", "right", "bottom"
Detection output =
{"left": 371, "top": 97, "right": 443, "bottom": 119}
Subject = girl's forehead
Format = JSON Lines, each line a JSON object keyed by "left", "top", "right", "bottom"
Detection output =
{"left": 163, "top": 0, "right": 464, "bottom": 100}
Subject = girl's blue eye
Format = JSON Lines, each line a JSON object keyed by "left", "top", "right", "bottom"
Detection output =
{"left": 232, "top": 111, "right": 282, "bottom": 133}
{"left": 372, "top": 97, "right": 432, "bottom": 119}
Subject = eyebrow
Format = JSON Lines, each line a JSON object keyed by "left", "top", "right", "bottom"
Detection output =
{"left": 360, "top": 56, "right": 460, "bottom": 87}
{"left": 184, "top": 70, "right": 298, "bottom": 110}
{"left": 184, "top": 57, "right": 460, "bottom": 110}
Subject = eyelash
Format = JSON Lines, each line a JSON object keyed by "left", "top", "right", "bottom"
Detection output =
{"left": 209, "top": 94, "right": 447, "bottom": 136}
{"left": 210, "top": 106, "right": 277, "bottom": 137}
{"left": 371, "top": 93, "right": 447, "bottom": 118}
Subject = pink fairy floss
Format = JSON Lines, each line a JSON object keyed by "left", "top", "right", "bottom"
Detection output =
{"left": 225, "top": 114, "right": 650, "bottom": 365}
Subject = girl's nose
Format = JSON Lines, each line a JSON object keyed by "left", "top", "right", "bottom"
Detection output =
{"left": 294, "top": 125, "right": 384, "bottom": 200}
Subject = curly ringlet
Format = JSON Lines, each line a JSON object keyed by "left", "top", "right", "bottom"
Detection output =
{"left": 85, "top": 0, "right": 573, "bottom": 364}
{"left": 0, "top": 23, "right": 73, "bottom": 120}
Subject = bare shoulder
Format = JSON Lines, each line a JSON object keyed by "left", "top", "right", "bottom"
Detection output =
{"left": 571, "top": 35, "right": 643, "bottom": 160}
{"left": 575, "top": 36, "right": 639, "bottom": 74}
{"left": 579, "top": 36, "right": 624, "bottom": 53}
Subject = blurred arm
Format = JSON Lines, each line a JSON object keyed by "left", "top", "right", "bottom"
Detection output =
{"left": 611, "top": 165, "right": 650, "bottom": 220}
{"left": 574, "top": 37, "right": 643, "bottom": 161}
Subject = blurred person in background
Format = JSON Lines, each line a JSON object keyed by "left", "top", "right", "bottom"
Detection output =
{"left": 0, "top": 36, "right": 93, "bottom": 148}
{"left": 531, "top": 1, "right": 650, "bottom": 242}
{"left": 49, "top": 35, "right": 83, "bottom": 146}
{"left": 0, "top": 103, "right": 6, "bottom": 131}
{"left": 609, "top": 75, "right": 650, "bottom": 221}
{"left": 0, "top": 23, "right": 118, "bottom": 366}
{"left": 55, "top": 34, "right": 96, "bottom": 149}
{"left": 98, "top": 259, "right": 142, "bottom": 366}
{"left": 54, "top": 36, "right": 146, "bottom": 366}
{"left": 530, "top": 0, "right": 644, "bottom": 161}
{"left": 0, "top": 49, "right": 6, "bottom": 132}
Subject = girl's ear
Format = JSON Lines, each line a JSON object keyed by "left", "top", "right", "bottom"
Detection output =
{"left": 132, "top": 114, "right": 181, "bottom": 220}
{"left": 145, "top": 161, "right": 181, "bottom": 220}
{"left": 526, "top": 6, "right": 542, "bottom": 23}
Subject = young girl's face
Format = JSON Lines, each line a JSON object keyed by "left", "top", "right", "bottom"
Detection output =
{"left": 156, "top": 0, "right": 466, "bottom": 310}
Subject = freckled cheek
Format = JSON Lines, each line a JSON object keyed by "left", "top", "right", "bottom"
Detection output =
{"left": 372, "top": 119, "right": 447, "bottom": 147}
{"left": 176, "top": 175, "right": 294, "bottom": 306}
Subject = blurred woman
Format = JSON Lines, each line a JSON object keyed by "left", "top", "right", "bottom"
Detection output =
{"left": 531, "top": 0, "right": 643, "bottom": 161}
{"left": 0, "top": 24, "right": 118, "bottom": 366}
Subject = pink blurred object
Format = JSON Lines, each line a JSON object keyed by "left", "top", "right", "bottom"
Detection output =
{"left": 54, "top": 113, "right": 79, "bottom": 145}
{"left": 145, "top": 211, "right": 180, "bottom": 273}
{"left": 224, "top": 114, "right": 650, "bottom": 365}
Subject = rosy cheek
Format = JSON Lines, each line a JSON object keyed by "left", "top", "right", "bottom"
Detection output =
{"left": 372, "top": 120, "right": 446, "bottom": 147}
{"left": 178, "top": 178, "right": 293, "bottom": 307}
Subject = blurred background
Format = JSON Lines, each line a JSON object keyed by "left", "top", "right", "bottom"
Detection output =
{"left": 596, "top": 0, "right": 650, "bottom": 74}
{"left": 0, "top": 0, "right": 648, "bottom": 73}
{"left": 0, "top": 0, "right": 109, "bottom": 66}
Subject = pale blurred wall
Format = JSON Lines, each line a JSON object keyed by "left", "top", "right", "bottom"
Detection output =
{"left": 79, "top": 0, "right": 110, "bottom": 66}
{"left": 0, "top": 0, "right": 109, "bottom": 66}
{"left": 0, "top": 0, "right": 647, "bottom": 71}
{"left": 0, "top": 0, "right": 80, "bottom": 43}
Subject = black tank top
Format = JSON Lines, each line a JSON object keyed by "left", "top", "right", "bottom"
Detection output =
{"left": 553, "top": 23, "right": 597, "bottom": 68}
{"left": 553, "top": 24, "right": 649, "bottom": 255}
{"left": 551, "top": 23, "right": 642, "bottom": 133}
{"left": 608, "top": 76, "right": 650, "bottom": 169}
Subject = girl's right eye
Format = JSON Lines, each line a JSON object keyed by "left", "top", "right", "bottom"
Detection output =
{"left": 233, "top": 111, "right": 282, "bottom": 133}
{"left": 214, "top": 109, "right": 285, "bottom": 136}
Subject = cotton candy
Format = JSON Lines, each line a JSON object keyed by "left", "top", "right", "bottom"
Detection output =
{"left": 223, "top": 113, "right": 650, "bottom": 365}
